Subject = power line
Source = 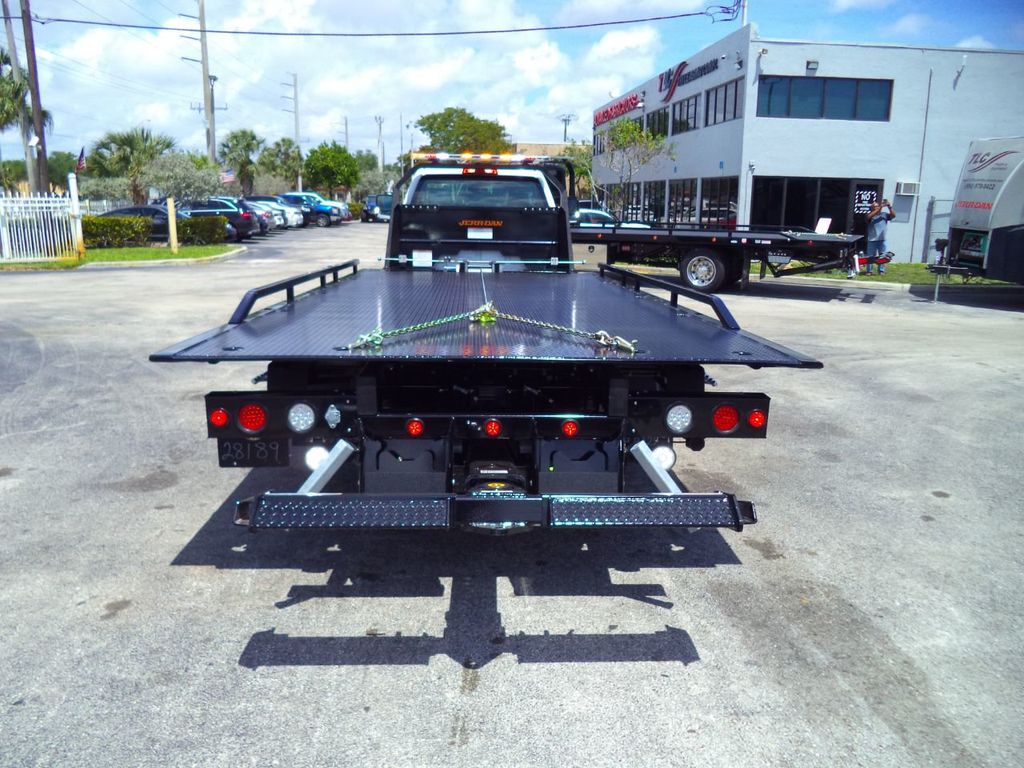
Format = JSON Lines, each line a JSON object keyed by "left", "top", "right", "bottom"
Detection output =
{"left": 14, "top": 5, "right": 740, "bottom": 38}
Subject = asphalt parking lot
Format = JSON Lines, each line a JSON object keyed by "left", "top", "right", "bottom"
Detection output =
{"left": 2, "top": 223, "right": 1023, "bottom": 767}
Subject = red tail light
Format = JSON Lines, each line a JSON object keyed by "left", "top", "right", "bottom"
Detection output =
{"left": 241, "top": 212, "right": 252, "bottom": 220}
{"left": 712, "top": 405, "right": 739, "bottom": 433}
{"left": 209, "top": 408, "right": 229, "bottom": 428}
{"left": 238, "top": 403, "right": 267, "bottom": 433}
{"left": 406, "top": 418, "right": 425, "bottom": 437}
{"left": 484, "top": 419, "right": 502, "bottom": 437}
{"left": 561, "top": 419, "right": 579, "bottom": 437}
{"left": 748, "top": 409, "right": 767, "bottom": 429}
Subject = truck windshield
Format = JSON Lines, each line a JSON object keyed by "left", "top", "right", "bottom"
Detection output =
{"left": 411, "top": 177, "right": 548, "bottom": 207}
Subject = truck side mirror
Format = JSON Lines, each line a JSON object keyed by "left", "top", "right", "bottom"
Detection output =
{"left": 935, "top": 238, "right": 948, "bottom": 253}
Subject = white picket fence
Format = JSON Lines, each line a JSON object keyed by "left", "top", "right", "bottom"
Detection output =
{"left": 0, "top": 194, "right": 80, "bottom": 262}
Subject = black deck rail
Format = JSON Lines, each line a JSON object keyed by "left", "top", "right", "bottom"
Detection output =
{"left": 598, "top": 263, "right": 740, "bottom": 331}
{"left": 228, "top": 260, "right": 359, "bottom": 325}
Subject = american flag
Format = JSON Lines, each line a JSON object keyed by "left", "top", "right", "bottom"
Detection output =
{"left": 75, "top": 147, "right": 86, "bottom": 173}
{"left": 219, "top": 168, "right": 236, "bottom": 184}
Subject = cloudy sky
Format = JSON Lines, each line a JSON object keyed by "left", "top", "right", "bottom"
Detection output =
{"left": 5, "top": 0, "right": 1023, "bottom": 163}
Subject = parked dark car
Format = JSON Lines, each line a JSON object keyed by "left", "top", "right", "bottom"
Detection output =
{"left": 179, "top": 198, "right": 256, "bottom": 241}
{"left": 361, "top": 193, "right": 392, "bottom": 223}
{"left": 98, "top": 205, "right": 190, "bottom": 240}
{"left": 211, "top": 196, "right": 271, "bottom": 235}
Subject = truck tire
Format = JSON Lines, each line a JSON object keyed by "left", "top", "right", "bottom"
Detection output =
{"left": 315, "top": 213, "right": 330, "bottom": 228}
{"left": 679, "top": 248, "right": 726, "bottom": 293}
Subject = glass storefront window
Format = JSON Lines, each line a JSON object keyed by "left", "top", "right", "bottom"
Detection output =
{"left": 700, "top": 176, "right": 738, "bottom": 224}
{"left": 668, "top": 178, "right": 698, "bottom": 222}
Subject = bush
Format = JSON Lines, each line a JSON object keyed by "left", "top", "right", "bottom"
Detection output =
{"left": 82, "top": 215, "right": 151, "bottom": 248}
{"left": 178, "top": 216, "right": 227, "bottom": 245}
{"left": 347, "top": 201, "right": 363, "bottom": 219}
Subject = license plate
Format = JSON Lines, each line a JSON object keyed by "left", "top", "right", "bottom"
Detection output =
{"left": 218, "top": 439, "right": 288, "bottom": 467}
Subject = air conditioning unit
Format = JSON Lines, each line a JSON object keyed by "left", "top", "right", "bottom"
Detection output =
{"left": 895, "top": 181, "right": 920, "bottom": 196}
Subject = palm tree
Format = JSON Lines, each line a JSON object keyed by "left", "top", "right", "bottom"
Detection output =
{"left": 257, "top": 137, "right": 302, "bottom": 186}
{"left": 90, "top": 127, "right": 175, "bottom": 203}
{"left": 219, "top": 129, "right": 264, "bottom": 196}
{"left": 0, "top": 47, "right": 52, "bottom": 191}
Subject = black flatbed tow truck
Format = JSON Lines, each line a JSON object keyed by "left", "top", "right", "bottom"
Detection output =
{"left": 151, "top": 153, "right": 821, "bottom": 534}
{"left": 571, "top": 220, "right": 862, "bottom": 292}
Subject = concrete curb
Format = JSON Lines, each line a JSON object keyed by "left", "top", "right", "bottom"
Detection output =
{"left": 77, "top": 246, "right": 247, "bottom": 269}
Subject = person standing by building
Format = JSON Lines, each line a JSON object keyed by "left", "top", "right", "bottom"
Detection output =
{"left": 864, "top": 198, "right": 895, "bottom": 274}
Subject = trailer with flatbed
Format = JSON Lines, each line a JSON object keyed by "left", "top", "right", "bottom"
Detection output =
{"left": 151, "top": 153, "right": 822, "bottom": 534}
{"left": 571, "top": 219, "right": 863, "bottom": 293}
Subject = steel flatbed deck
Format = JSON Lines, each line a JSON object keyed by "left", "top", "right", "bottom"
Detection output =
{"left": 150, "top": 262, "right": 820, "bottom": 369}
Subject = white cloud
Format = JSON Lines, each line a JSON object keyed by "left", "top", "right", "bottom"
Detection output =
{"left": 514, "top": 42, "right": 568, "bottom": 87}
{"left": 955, "top": 36, "right": 996, "bottom": 49}
{"left": 556, "top": 0, "right": 705, "bottom": 24}
{"left": 885, "top": 13, "right": 933, "bottom": 38}
{"left": 584, "top": 27, "right": 659, "bottom": 62}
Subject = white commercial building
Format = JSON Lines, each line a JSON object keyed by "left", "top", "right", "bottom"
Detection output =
{"left": 590, "top": 25, "right": 1024, "bottom": 262}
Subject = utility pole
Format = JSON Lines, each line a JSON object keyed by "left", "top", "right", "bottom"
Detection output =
{"left": 281, "top": 73, "right": 301, "bottom": 191}
{"left": 2, "top": 0, "right": 36, "bottom": 191}
{"left": 19, "top": 0, "right": 47, "bottom": 192}
{"left": 198, "top": 0, "right": 215, "bottom": 162}
{"left": 374, "top": 115, "right": 384, "bottom": 171}
{"left": 559, "top": 113, "right": 577, "bottom": 143}
{"left": 398, "top": 111, "right": 404, "bottom": 171}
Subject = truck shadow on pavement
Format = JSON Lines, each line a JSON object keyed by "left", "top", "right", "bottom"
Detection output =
{"left": 174, "top": 468, "right": 743, "bottom": 669}
{"left": 728, "top": 280, "right": 880, "bottom": 303}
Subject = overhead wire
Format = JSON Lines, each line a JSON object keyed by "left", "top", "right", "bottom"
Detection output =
{"left": 11, "top": 5, "right": 741, "bottom": 38}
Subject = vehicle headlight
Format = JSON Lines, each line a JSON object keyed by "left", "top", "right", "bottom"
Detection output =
{"left": 331, "top": 207, "right": 340, "bottom": 215}
{"left": 665, "top": 404, "right": 693, "bottom": 434}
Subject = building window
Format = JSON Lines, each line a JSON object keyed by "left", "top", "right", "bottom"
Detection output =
{"left": 671, "top": 95, "right": 699, "bottom": 134}
{"left": 700, "top": 176, "right": 738, "bottom": 224}
{"left": 646, "top": 107, "right": 669, "bottom": 138}
{"left": 668, "top": 178, "right": 697, "bottom": 222}
{"left": 750, "top": 176, "right": 884, "bottom": 233}
{"left": 592, "top": 131, "right": 605, "bottom": 156}
{"left": 704, "top": 78, "right": 743, "bottom": 127}
{"left": 643, "top": 180, "right": 667, "bottom": 221}
{"left": 757, "top": 76, "right": 892, "bottom": 121}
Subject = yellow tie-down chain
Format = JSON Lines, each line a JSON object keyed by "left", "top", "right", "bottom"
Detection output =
{"left": 346, "top": 300, "right": 637, "bottom": 354}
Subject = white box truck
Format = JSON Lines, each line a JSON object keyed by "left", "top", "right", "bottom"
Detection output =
{"left": 935, "top": 137, "right": 1024, "bottom": 284}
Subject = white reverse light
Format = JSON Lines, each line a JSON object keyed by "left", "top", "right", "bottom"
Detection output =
{"left": 287, "top": 403, "right": 316, "bottom": 433}
{"left": 304, "top": 445, "right": 330, "bottom": 471}
{"left": 651, "top": 445, "right": 677, "bottom": 470}
{"left": 665, "top": 404, "right": 693, "bottom": 434}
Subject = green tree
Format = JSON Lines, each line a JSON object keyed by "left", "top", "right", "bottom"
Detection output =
{"left": 142, "top": 152, "right": 221, "bottom": 201}
{"left": 563, "top": 140, "right": 594, "bottom": 199}
{"left": 47, "top": 151, "right": 76, "bottom": 183}
{"left": 601, "top": 118, "right": 672, "bottom": 217}
{"left": 78, "top": 176, "right": 131, "bottom": 202}
{"left": 1, "top": 47, "right": 52, "bottom": 190}
{"left": 0, "top": 158, "right": 25, "bottom": 192}
{"left": 353, "top": 167, "right": 401, "bottom": 200}
{"left": 352, "top": 149, "right": 378, "bottom": 173}
{"left": 415, "top": 107, "right": 512, "bottom": 153}
{"left": 257, "top": 137, "right": 302, "bottom": 187}
{"left": 303, "top": 141, "right": 359, "bottom": 196}
{"left": 90, "top": 127, "right": 175, "bottom": 203}
{"left": 219, "top": 129, "right": 265, "bottom": 196}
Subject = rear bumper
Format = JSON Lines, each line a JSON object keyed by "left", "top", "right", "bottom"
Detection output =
{"left": 235, "top": 491, "right": 756, "bottom": 532}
